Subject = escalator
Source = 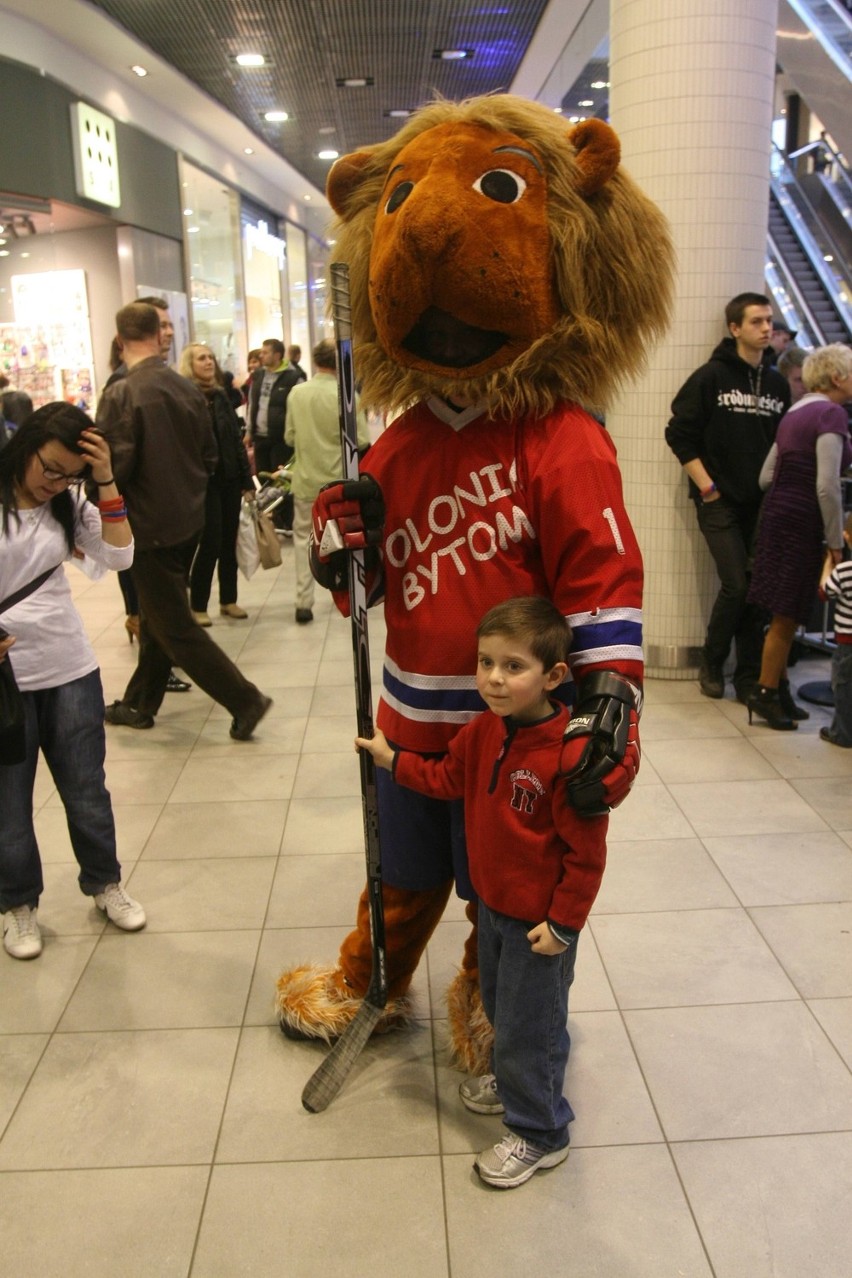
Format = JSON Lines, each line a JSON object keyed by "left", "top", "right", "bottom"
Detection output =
{"left": 777, "top": 0, "right": 852, "bottom": 162}
{"left": 765, "top": 144, "right": 852, "bottom": 346}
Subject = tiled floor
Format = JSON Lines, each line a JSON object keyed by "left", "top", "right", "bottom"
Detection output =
{"left": 2, "top": 552, "right": 851, "bottom": 1277}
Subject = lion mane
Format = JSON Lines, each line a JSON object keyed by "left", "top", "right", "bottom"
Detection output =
{"left": 326, "top": 93, "right": 675, "bottom": 418}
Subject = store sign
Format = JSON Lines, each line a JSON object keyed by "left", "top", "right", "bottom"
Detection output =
{"left": 244, "top": 220, "right": 285, "bottom": 268}
{"left": 70, "top": 102, "right": 121, "bottom": 208}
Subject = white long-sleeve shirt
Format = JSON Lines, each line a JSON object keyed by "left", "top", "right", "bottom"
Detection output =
{"left": 0, "top": 491, "right": 133, "bottom": 690}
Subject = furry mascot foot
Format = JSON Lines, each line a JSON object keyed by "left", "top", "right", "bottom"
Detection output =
{"left": 275, "top": 964, "right": 410, "bottom": 1042}
{"left": 445, "top": 898, "right": 493, "bottom": 1075}
{"left": 275, "top": 881, "right": 452, "bottom": 1043}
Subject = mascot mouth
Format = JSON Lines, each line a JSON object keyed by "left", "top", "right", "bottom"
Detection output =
{"left": 401, "top": 306, "right": 508, "bottom": 368}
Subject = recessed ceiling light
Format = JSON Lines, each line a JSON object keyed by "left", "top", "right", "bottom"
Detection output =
{"left": 183, "top": 208, "right": 193, "bottom": 215}
{"left": 243, "top": 147, "right": 254, "bottom": 155}
{"left": 590, "top": 80, "right": 608, "bottom": 89}
{"left": 303, "top": 194, "right": 312, "bottom": 201}
{"left": 336, "top": 76, "right": 374, "bottom": 88}
{"left": 318, "top": 125, "right": 337, "bottom": 135}
{"left": 264, "top": 110, "right": 289, "bottom": 122}
{"left": 235, "top": 53, "right": 267, "bottom": 68}
{"left": 0, "top": 250, "right": 9, "bottom": 258}
{"left": 318, "top": 149, "right": 339, "bottom": 161}
{"left": 385, "top": 108, "right": 414, "bottom": 118}
{"left": 187, "top": 226, "right": 200, "bottom": 234}
{"left": 553, "top": 107, "right": 563, "bottom": 114}
{"left": 434, "top": 48, "right": 473, "bottom": 61}
{"left": 130, "top": 64, "right": 148, "bottom": 77}
{"left": 579, "top": 100, "right": 594, "bottom": 107}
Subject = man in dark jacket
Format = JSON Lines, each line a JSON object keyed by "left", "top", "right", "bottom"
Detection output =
{"left": 96, "top": 303, "right": 271, "bottom": 739}
{"left": 666, "top": 292, "right": 791, "bottom": 702}
{"left": 246, "top": 338, "right": 306, "bottom": 474}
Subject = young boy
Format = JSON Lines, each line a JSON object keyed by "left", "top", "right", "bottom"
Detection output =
{"left": 819, "top": 512, "right": 852, "bottom": 748}
{"left": 356, "top": 596, "right": 608, "bottom": 1188}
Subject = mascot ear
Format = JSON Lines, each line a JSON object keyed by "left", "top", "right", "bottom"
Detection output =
{"left": 326, "top": 149, "right": 376, "bottom": 218}
{"left": 570, "top": 119, "right": 621, "bottom": 197}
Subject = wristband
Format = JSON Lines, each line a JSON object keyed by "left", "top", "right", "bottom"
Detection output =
{"left": 700, "top": 482, "right": 717, "bottom": 499}
{"left": 97, "top": 497, "right": 124, "bottom": 509}
{"left": 95, "top": 477, "right": 116, "bottom": 486}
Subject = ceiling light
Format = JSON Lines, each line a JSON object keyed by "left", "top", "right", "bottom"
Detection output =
{"left": 235, "top": 53, "right": 266, "bottom": 68}
{"left": 183, "top": 208, "right": 193, "bottom": 215}
{"left": 264, "top": 110, "right": 289, "bottom": 122}
{"left": 590, "top": 80, "right": 608, "bottom": 89}
{"left": 553, "top": 107, "right": 563, "bottom": 114}
{"left": 243, "top": 147, "right": 254, "bottom": 155}
{"left": 579, "top": 100, "right": 594, "bottom": 107}
{"left": 130, "top": 64, "right": 148, "bottom": 77}
{"left": 303, "top": 194, "right": 312, "bottom": 201}
{"left": 385, "top": 109, "right": 414, "bottom": 118}
{"left": 0, "top": 250, "right": 9, "bottom": 258}
{"left": 336, "top": 76, "right": 374, "bottom": 88}
{"left": 318, "top": 126, "right": 337, "bottom": 135}
{"left": 187, "top": 226, "right": 200, "bottom": 234}
{"left": 318, "top": 149, "right": 339, "bottom": 161}
{"left": 434, "top": 48, "right": 473, "bottom": 61}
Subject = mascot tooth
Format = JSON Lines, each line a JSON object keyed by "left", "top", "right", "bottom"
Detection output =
{"left": 275, "top": 93, "right": 674, "bottom": 1074}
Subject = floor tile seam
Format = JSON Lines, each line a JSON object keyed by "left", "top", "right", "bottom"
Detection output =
{"left": 614, "top": 994, "right": 812, "bottom": 1013}
{"left": 745, "top": 903, "right": 852, "bottom": 1026}
{"left": 421, "top": 946, "right": 454, "bottom": 1268}
{"left": 0, "top": 925, "right": 107, "bottom": 1151}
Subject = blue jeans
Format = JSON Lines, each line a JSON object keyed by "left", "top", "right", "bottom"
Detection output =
{"left": 0, "top": 670, "right": 121, "bottom": 910}
{"left": 828, "top": 645, "right": 852, "bottom": 746}
{"left": 478, "top": 900, "right": 577, "bottom": 1152}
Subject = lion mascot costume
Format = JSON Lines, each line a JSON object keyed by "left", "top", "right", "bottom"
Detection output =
{"left": 275, "top": 94, "right": 674, "bottom": 1073}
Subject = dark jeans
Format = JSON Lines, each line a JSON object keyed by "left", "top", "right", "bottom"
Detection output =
{"left": 121, "top": 540, "right": 265, "bottom": 719}
{"left": 0, "top": 670, "right": 121, "bottom": 910}
{"left": 828, "top": 645, "right": 852, "bottom": 746}
{"left": 190, "top": 479, "right": 242, "bottom": 610}
{"left": 252, "top": 436, "right": 274, "bottom": 476}
{"left": 695, "top": 495, "right": 767, "bottom": 692}
{"left": 478, "top": 901, "right": 576, "bottom": 1152}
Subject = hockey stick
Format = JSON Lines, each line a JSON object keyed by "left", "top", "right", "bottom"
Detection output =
{"left": 301, "top": 262, "right": 387, "bottom": 1114}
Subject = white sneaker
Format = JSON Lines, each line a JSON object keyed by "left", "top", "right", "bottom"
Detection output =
{"left": 95, "top": 883, "right": 146, "bottom": 931}
{"left": 459, "top": 1073, "right": 505, "bottom": 1114}
{"left": 475, "top": 1132, "right": 569, "bottom": 1188}
{"left": 3, "top": 905, "right": 43, "bottom": 959}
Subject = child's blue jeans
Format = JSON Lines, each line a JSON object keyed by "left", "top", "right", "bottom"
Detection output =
{"left": 478, "top": 900, "right": 577, "bottom": 1152}
{"left": 828, "top": 645, "right": 852, "bottom": 746}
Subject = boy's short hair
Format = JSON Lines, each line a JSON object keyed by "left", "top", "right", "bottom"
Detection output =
{"left": 724, "top": 292, "right": 771, "bottom": 329}
{"left": 477, "top": 596, "right": 571, "bottom": 671}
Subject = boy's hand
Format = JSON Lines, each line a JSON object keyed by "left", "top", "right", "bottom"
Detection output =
{"left": 527, "top": 922, "right": 568, "bottom": 955}
{"left": 354, "top": 728, "right": 395, "bottom": 771}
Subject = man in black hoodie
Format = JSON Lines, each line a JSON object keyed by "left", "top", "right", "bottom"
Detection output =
{"left": 666, "top": 293, "right": 791, "bottom": 702}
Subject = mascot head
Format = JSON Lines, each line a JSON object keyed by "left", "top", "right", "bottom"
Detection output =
{"left": 327, "top": 94, "right": 674, "bottom": 417}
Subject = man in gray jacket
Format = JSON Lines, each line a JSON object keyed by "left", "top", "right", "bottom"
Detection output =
{"left": 97, "top": 303, "right": 271, "bottom": 739}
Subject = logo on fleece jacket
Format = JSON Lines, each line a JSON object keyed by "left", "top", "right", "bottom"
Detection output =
{"left": 510, "top": 768, "right": 546, "bottom": 814}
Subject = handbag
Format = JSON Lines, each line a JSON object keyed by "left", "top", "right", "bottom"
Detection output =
{"left": 0, "top": 564, "right": 61, "bottom": 766}
{"left": 236, "top": 500, "right": 260, "bottom": 580}
{"left": 253, "top": 505, "right": 282, "bottom": 570}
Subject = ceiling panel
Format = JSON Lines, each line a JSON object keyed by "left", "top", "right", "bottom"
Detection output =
{"left": 88, "top": 0, "right": 551, "bottom": 192}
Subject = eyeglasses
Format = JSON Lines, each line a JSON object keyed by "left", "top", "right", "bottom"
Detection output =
{"left": 36, "top": 450, "right": 87, "bottom": 487}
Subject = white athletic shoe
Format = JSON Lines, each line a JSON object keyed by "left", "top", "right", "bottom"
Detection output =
{"left": 95, "top": 883, "right": 146, "bottom": 931}
{"left": 459, "top": 1073, "right": 505, "bottom": 1115}
{"left": 475, "top": 1132, "right": 569, "bottom": 1188}
{"left": 3, "top": 905, "right": 43, "bottom": 959}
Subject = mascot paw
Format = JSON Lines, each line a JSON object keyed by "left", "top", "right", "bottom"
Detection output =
{"left": 446, "top": 970, "right": 494, "bottom": 1075}
{"left": 275, "top": 963, "right": 411, "bottom": 1043}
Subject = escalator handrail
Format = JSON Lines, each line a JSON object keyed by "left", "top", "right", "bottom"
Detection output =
{"left": 770, "top": 148, "right": 852, "bottom": 330}
{"left": 785, "top": 0, "right": 852, "bottom": 79}
{"left": 766, "top": 232, "right": 828, "bottom": 345}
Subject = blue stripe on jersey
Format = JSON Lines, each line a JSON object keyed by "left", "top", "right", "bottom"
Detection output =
{"left": 383, "top": 664, "right": 484, "bottom": 716}
{"left": 568, "top": 611, "right": 643, "bottom": 662}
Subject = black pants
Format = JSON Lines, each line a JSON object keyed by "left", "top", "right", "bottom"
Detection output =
{"left": 695, "top": 496, "right": 767, "bottom": 693}
{"left": 121, "top": 539, "right": 264, "bottom": 719}
{"left": 189, "top": 479, "right": 242, "bottom": 610}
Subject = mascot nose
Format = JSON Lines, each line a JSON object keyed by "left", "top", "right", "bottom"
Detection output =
{"left": 395, "top": 184, "right": 463, "bottom": 264}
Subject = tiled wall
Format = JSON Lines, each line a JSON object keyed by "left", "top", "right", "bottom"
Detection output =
{"left": 606, "top": 0, "right": 779, "bottom": 678}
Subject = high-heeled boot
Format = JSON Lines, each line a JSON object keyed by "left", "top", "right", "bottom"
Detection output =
{"left": 778, "top": 678, "right": 809, "bottom": 721}
{"left": 124, "top": 614, "right": 140, "bottom": 644}
{"left": 747, "top": 684, "right": 797, "bottom": 730}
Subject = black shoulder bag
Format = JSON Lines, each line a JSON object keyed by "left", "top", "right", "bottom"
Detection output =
{"left": 0, "top": 565, "right": 61, "bottom": 765}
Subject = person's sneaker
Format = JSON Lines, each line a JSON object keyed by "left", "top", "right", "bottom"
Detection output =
{"left": 230, "top": 694, "right": 273, "bottom": 741}
{"left": 104, "top": 702, "right": 155, "bottom": 729}
{"left": 459, "top": 1073, "right": 505, "bottom": 1115}
{"left": 191, "top": 610, "right": 212, "bottom": 627}
{"left": 295, "top": 608, "right": 313, "bottom": 624}
{"left": 166, "top": 672, "right": 192, "bottom": 693}
{"left": 3, "top": 906, "right": 42, "bottom": 959}
{"left": 94, "top": 883, "right": 146, "bottom": 931}
{"left": 698, "top": 660, "right": 724, "bottom": 699}
{"left": 220, "top": 603, "right": 248, "bottom": 619}
{"left": 474, "top": 1132, "right": 569, "bottom": 1189}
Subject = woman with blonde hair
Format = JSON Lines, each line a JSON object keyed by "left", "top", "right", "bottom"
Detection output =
{"left": 747, "top": 343, "right": 852, "bottom": 729}
{"left": 179, "top": 344, "right": 254, "bottom": 625}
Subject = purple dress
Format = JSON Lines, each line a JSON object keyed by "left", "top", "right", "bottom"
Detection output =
{"left": 749, "top": 395, "right": 852, "bottom": 623}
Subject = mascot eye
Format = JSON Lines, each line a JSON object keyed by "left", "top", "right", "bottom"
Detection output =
{"left": 385, "top": 181, "right": 414, "bottom": 213}
{"left": 473, "top": 169, "right": 527, "bottom": 204}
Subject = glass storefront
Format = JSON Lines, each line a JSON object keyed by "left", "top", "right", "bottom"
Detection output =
{"left": 242, "top": 208, "right": 285, "bottom": 352}
{"left": 179, "top": 158, "right": 245, "bottom": 375}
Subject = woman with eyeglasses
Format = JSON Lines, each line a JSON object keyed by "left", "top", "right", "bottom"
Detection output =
{"left": 0, "top": 402, "right": 146, "bottom": 960}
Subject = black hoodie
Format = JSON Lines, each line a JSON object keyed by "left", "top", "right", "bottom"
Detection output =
{"left": 666, "top": 338, "right": 790, "bottom": 507}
